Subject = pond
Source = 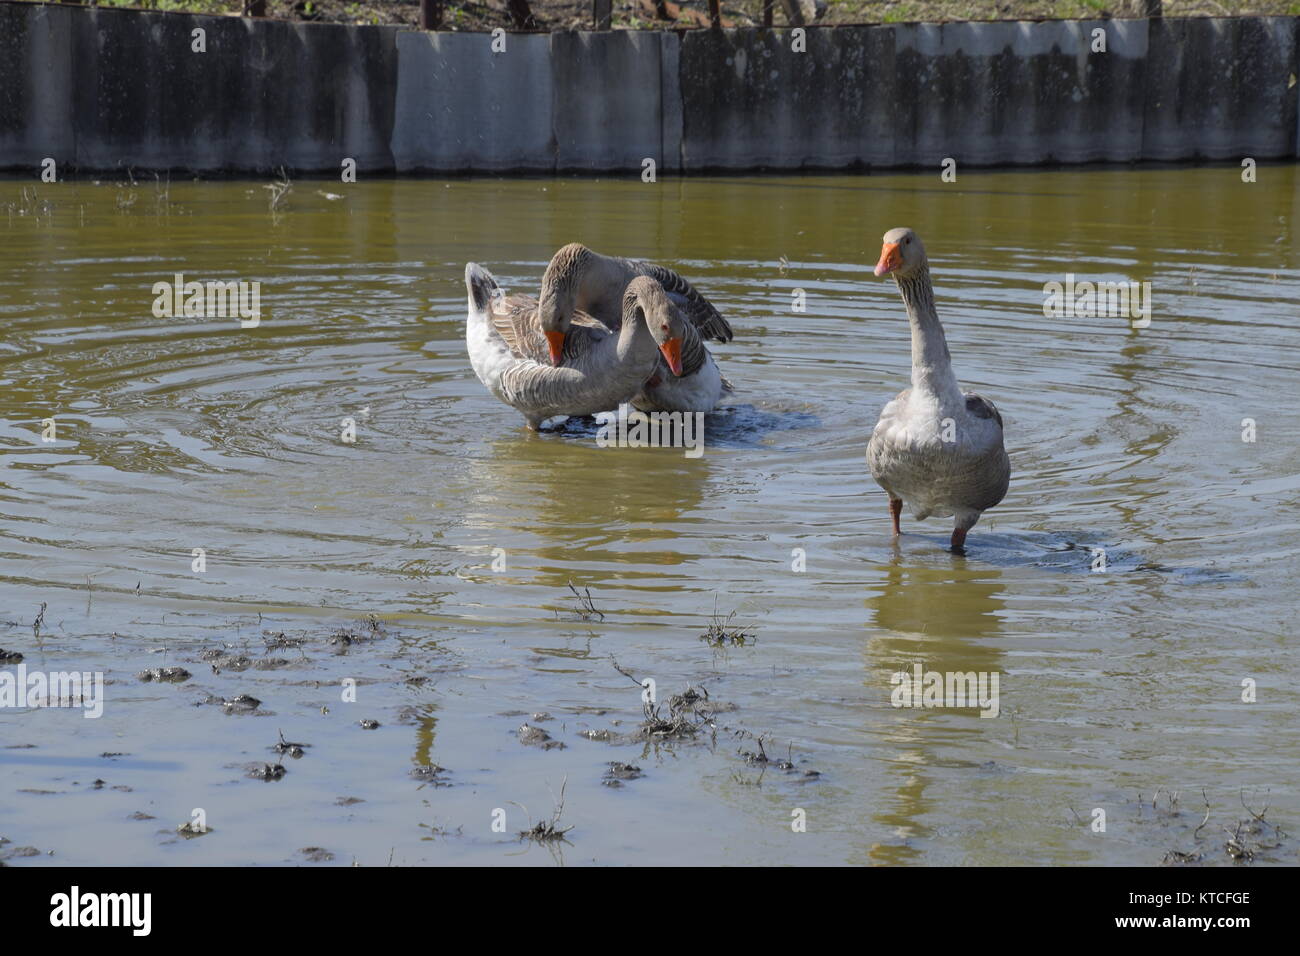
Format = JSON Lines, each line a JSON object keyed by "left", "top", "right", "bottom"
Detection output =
{"left": 0, "top": 166, "right": 1296, "bottom": 865}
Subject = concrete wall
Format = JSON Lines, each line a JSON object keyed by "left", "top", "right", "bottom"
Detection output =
{"left": 0, "top": 3, "right": 1296, "bottom": 175}
{"left": 0, "top": 3, "right": 397, "bottom": 174}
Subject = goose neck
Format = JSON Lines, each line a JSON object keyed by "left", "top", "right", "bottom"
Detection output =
{"left": 895, "top": 264, "right": 960, "bottom": 398}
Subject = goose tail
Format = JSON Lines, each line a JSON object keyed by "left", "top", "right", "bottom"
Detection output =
{"left": 465, "top": 263, "right": 500, "bottom": 315}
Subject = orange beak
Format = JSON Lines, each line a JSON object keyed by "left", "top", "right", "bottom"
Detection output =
{"left": 544, "top": 330, "right": 565, "bottom": 367}
{"left": 874, "top": 241, "right": 902, "bottom": 277}
{"left": 659, "top": 337, "right": 683, "bottom": 376}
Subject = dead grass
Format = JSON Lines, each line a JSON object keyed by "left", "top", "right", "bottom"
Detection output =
{"left": 700, "top": 602, "right": 756, "bottom": 647}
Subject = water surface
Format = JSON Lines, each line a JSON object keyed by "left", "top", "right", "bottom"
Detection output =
{"left": 1, "top": 168, "right": 1297, "bottom": 865}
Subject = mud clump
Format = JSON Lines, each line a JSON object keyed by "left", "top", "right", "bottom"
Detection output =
{"left": 328, "top": 616, "right": 387, "bottom": 653}
{"left": 137, "top": 667, "right": 192, "bottom": 683}
{"left": 298, "top": 846, "right": 335, "bottom": 863}
{"left": 733, "top": 732, "right": 820, "bottom": 779}
{"left": 518, "top": 723, "right": 565, "bottom": 750}
{"left": 202, "top": 652, "right": 251, "bottom": 672}
{"left": 247, "top": 762, "right": 286, "bottom": 782}
{"left": 1133, "top": 788, "right": 1291, "bottom": 866}
{"left": 202, "top": 693, "right": 261, "bottom": 713}
{"left": 602, "top": 763, "right": 643, "bottom": 788}
{"left": 409, "top": 764, "right": 451, "bottom": 786}
{"left": 637, "top": 685, "right": 724, "bottom": 741}
{"left": 273, "top": 731, "right": 309, "bottom": 758}
{"left": 359, "top": 719, "right": 380, "bottom": 730}
{"left": 0, "top": 844, "right": 41, "bottom": 861}
{"left": 0, "top": 648, "right": 23, "bottom": 663}
{"left": 175, "top": 821, "right": 211, "bottom": 839}
{"left": 263, "top": 631, "right": 307, "bottom": 651}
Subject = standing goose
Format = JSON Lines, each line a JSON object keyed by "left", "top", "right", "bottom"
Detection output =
{"left": 539, "top": 243, "right": 734, "bottom": 412}
{"left": 866, "top": 228, "right": 1010, "bottom": 552}
{"left": 464, "top": 264, "right": 680, "bottom": 431}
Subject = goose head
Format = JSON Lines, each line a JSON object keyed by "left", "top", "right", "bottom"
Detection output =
{"left": 538, "top": 243, "right": 592, "bottom": 366}
{"left": 623, "top": 276, "right": 685, "bottom": 376}
{"left": 874, "top": 227, "right": 926, "bottom": 279}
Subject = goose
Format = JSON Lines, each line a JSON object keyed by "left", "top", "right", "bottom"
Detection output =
{"left": 866, "top": 227, "right": 1010, "bottom": 552}
{"left": 539, "top": 243, "right": 734, "bottom": 412}
{"left": 539, "top": 242, "right": 733, "bottom": 346}
{"left": 464, "top": 264, "right": 681, "bottom": 431}
{"left": 630, "top": 306, "right": 732, "bottom": 413}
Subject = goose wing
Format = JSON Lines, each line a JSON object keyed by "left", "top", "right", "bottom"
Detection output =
{"left": 963, "top": 391, "right": 1004, "bottom": 430}
{"left": 624, "top": 260, "right": 733, "bottom": 344}
{"left": 490, "top": 294, "right": 611, "bottom": 365}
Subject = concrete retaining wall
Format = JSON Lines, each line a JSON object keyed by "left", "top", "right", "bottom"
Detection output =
{"left": 0, "top": 3, "right": 398, "bottom": 174}
{"left": 0, "top": 2, "right": 1296, "bottom": 175}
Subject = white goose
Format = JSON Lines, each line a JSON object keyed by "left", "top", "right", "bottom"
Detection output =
{"left": 464, "top": 264, "right": 679, "bottom": 431}
{"left": 866, "top": 228, "right": 1010, "bottom": 552}
{"left": 539, "top": 243, "right": 734, "bottom": 413}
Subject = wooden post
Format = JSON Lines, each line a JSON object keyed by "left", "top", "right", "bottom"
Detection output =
{"left": 763, "top": 0, "right": 773, "bottom": 28}
{"left": 245, "top": 0, "right": 266, "bottom": 17}
{"left": 593, "top": 0, "right": 612, "bottom": 29}
{"left": 420, "top": 0, "right": 442, "bottom": 30}
{"left": 708, "top": 0, "right": 721, "bottom": 29}
{"left": 1143, "top": 0, "right": 1162, "bottom": 16}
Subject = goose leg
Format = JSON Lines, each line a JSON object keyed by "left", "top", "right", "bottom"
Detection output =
{"left": 950, "top": 512, "right": 979, "bottom": 554}
{"left": 889, "top": 498, "right": 903, "bottom": 536}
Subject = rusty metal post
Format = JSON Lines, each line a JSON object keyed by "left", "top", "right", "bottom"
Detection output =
{"left": 708, "top": 0, "right": 721, "bottom": 29}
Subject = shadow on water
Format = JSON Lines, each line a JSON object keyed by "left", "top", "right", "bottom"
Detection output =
{"left": 538, "top": 403, "right": 820, "bottom": 448}
{"left": 904, "top": 529, "right": 1246, "bottom": 583}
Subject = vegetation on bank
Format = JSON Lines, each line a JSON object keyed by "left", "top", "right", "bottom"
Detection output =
{"left": 17, "top": 0, "right": 1300, "bottom": 31}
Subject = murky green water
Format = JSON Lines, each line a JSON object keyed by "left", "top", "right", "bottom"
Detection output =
{"left": 1, "top": 168, "right": 1297, "bottom": 866}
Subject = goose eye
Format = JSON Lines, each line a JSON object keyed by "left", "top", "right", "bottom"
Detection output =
{"left": 661, "top": 324, "right": 669, "bottom": 332}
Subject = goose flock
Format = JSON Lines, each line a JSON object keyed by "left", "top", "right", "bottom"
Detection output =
{"left": 465, "top": 229, "right": 1009, "bottom": 552}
